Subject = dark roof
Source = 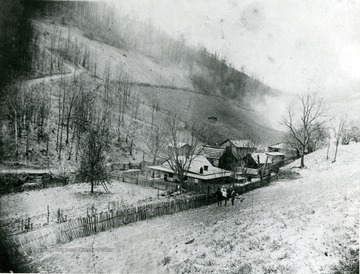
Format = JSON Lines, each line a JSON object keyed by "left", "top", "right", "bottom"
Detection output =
{"left": 201, "top": 146, "right": 225, "bottom": 160}
{"left": 220, "top": 139, "right": 256, "bottom": 148}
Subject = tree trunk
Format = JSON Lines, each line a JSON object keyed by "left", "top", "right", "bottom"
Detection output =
{"left": 26, "top": 124, "right": 30, "bottom": 160}
{"left": 58, "top": 89, "right": 66, "bottom": 160}
{"left": 65, "top": 109, "right": 72, "bottom": 145}
{"left": 130, "top": 139, "right": 133, "bottom": 156}
{"left": 56, "top": 95, "right": 61, "bottom": 151}
{"left": 13, "top": 117, "right": 18, "bottom": 160}
{"left": 300, "top": 153, "right": 305, "bottom": 168}
{"left": 46, "top": 135, "right": 49, "bottom": 156}
{"left": 75, "top": 131, "right": 80, "bottom": 162}
{"left": 326, "top": 139, "right": 330, "bottom": 160}
{"left": 333, "top": 140, "right": 339, "bottom": 163}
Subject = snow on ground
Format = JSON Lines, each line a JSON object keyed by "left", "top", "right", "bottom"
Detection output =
{"left": 0, "top": 181, "right": 164, "bottom": 224}
{"left": 26, "top": 143, "right": 360, "bottom": 273}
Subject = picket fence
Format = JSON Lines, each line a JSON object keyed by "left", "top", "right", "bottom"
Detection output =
{"left": 6, "top": 194, "right": 215, "bottom": 256}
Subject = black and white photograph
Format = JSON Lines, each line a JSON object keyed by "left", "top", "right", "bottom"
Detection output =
{"left": 0, "top": 0, "right": 359, "bottom": 273}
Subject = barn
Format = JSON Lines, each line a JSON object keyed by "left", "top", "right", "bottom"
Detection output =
{"left": 220, "top": 139, "right": 257, "bottom": 159}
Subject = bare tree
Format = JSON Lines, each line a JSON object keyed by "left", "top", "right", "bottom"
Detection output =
{"left": 141, "top": 124, "right": 167, "bottom": 165}
{"left": 325, "top": 130, "right": 331, "bottom": 160}
{"left": 126, "top": 96, "right": 141, "bottom": 157}
{"left": 282, "top": 93, "right": 327, "bottom": 168}
{"left": 332, "top": 118, "right": 346, "bottom": 163}
{"left": 161, "top": 109, "right": 202, "bottom": 188}
{"left": 4, "top": 83, "right": 23, "bottom": 159}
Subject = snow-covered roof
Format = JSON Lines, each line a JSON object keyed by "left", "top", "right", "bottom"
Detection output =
{"left": 221, "top": 139, "right": 256, "bottom": 148}
{"left": 168, "top": 142, "right": 189, "bottom": 148}
{"left": 268, "top": 143, "right": 293, "bottom": 150}
{"left": 201, "top": 146, "right": 225, "bottom": 160}
{"left": 266, "top": 152, "right": 286, "bottom": 157}
{"left": 148, "top": 155, "right": 232, "bottom": 180}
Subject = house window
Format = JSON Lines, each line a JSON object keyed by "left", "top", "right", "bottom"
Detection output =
{"left": 194, "top": 178, "right": 198, "bottom": 184}
{"left": 169, "top": 173, "right": 173, "bottom": 178}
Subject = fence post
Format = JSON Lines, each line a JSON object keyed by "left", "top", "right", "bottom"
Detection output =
{"left": 47, "top": 205, "right": 50, "bottom": 224}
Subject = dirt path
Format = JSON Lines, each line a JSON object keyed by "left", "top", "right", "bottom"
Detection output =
{"left": 24, "top": 59, "right": 81, "bottom": 88}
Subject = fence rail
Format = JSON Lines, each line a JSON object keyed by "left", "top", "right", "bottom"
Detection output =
{"left": 119, "top": 172, "right": 273, "bottom": 195}
{"left": 6, "top": 194, "right": 215, "bottom": 255}
{"left": 4, "top": 173, "right": 277, "bottom": 256}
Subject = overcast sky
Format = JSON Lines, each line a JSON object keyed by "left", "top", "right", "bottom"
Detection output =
{"left": 113, "top": 0, "right": 360, "bottom": 97}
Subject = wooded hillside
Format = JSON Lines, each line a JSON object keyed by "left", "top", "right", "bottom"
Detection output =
{"left": 0, "top": 1, "right": 283, "bottom": 167}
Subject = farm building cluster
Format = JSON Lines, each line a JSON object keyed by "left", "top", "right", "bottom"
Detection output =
{"left": 147, "top": 139, "right": 298, "bottom": 188}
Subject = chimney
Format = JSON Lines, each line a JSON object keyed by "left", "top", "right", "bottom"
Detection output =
{"left": 204, "top": 165, "right": 208, "bottom": 171}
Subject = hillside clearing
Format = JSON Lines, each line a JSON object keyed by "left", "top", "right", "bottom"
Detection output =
{"left": 26, "top": 144, "right": 360, "bottom": 273}
{"left": 0, "top": 182, "right": 165, "bottom": 227}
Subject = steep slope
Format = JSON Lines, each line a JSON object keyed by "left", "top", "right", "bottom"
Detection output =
{"left": 0, "top": 2, "right": 286, "bottom": 167}
{"left": 33, "top": 16, "right": 283, "bottom": 143}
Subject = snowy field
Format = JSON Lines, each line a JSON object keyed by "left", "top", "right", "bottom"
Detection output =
{"left": 26, "top": 143, "right": 360, "bottom": 273}
{"left": 0, "top": 181, "right": 164, "bottom": 225}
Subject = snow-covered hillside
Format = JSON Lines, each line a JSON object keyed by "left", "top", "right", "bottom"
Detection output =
{"left": 28, "top": 143, "right": 360, "bottom": 273}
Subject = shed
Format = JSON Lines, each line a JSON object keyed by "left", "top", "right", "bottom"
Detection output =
{"left": 268, "top": 143, "right": 298, "bottom": 160}
{"left": 265, "top": 152, "right": 285, "bottom": 164}
{"left": 200, "top": 146, "right": 225, "bottom": 167}
{"left": 220, "top": 139, "right": 257, "bottom": 160}
{"left": 243, "top": 153, "right": 272, "bottom": 169}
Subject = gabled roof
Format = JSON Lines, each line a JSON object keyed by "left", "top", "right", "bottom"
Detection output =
{"left": 266, "top": 152, "right": 286, "bottom": 157}
{"left": 268, "top": 143, "right": 293, "bottom": 150}
{"left": 201, "top": 146, "right": 225, "bottom": 160}
{"left": 168, "top": 142, "right": 189, "bottom": 148}
{"left": 220, "top": 139, "right": 256, "bottom": 148}
{"left": 251, "top": 153, "right": 272, "bottom": 164}
{"left": 148, "top": 155, "right": 232, "bottom": 180}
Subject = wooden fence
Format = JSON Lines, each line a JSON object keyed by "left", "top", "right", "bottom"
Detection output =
{"left": 120, "top": 172, "right": 274, "bottom": 195}
{"left": 2, "top": 172, "right": 276, "bottom": 236}
{"left": 4, "top": 174, "right": 277, "bottom": 256}
{"left": 6, "top": 194, "right": 215, "bottom": 256}
{"left": 121, "top": 175, "right": 178, "bottom": 192}
{"left": 0, "top": 173, "right": 70, "bottom": 195}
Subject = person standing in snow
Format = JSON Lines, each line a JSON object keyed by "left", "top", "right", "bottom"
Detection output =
{"left": 221, "top": 186, "right": 228, "bottom": 206}
{"left": 215, "top": 187, "right": 223, "bottom": 207}
{"left": 230, "top": 189, "right": 237, "bottom": 206}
